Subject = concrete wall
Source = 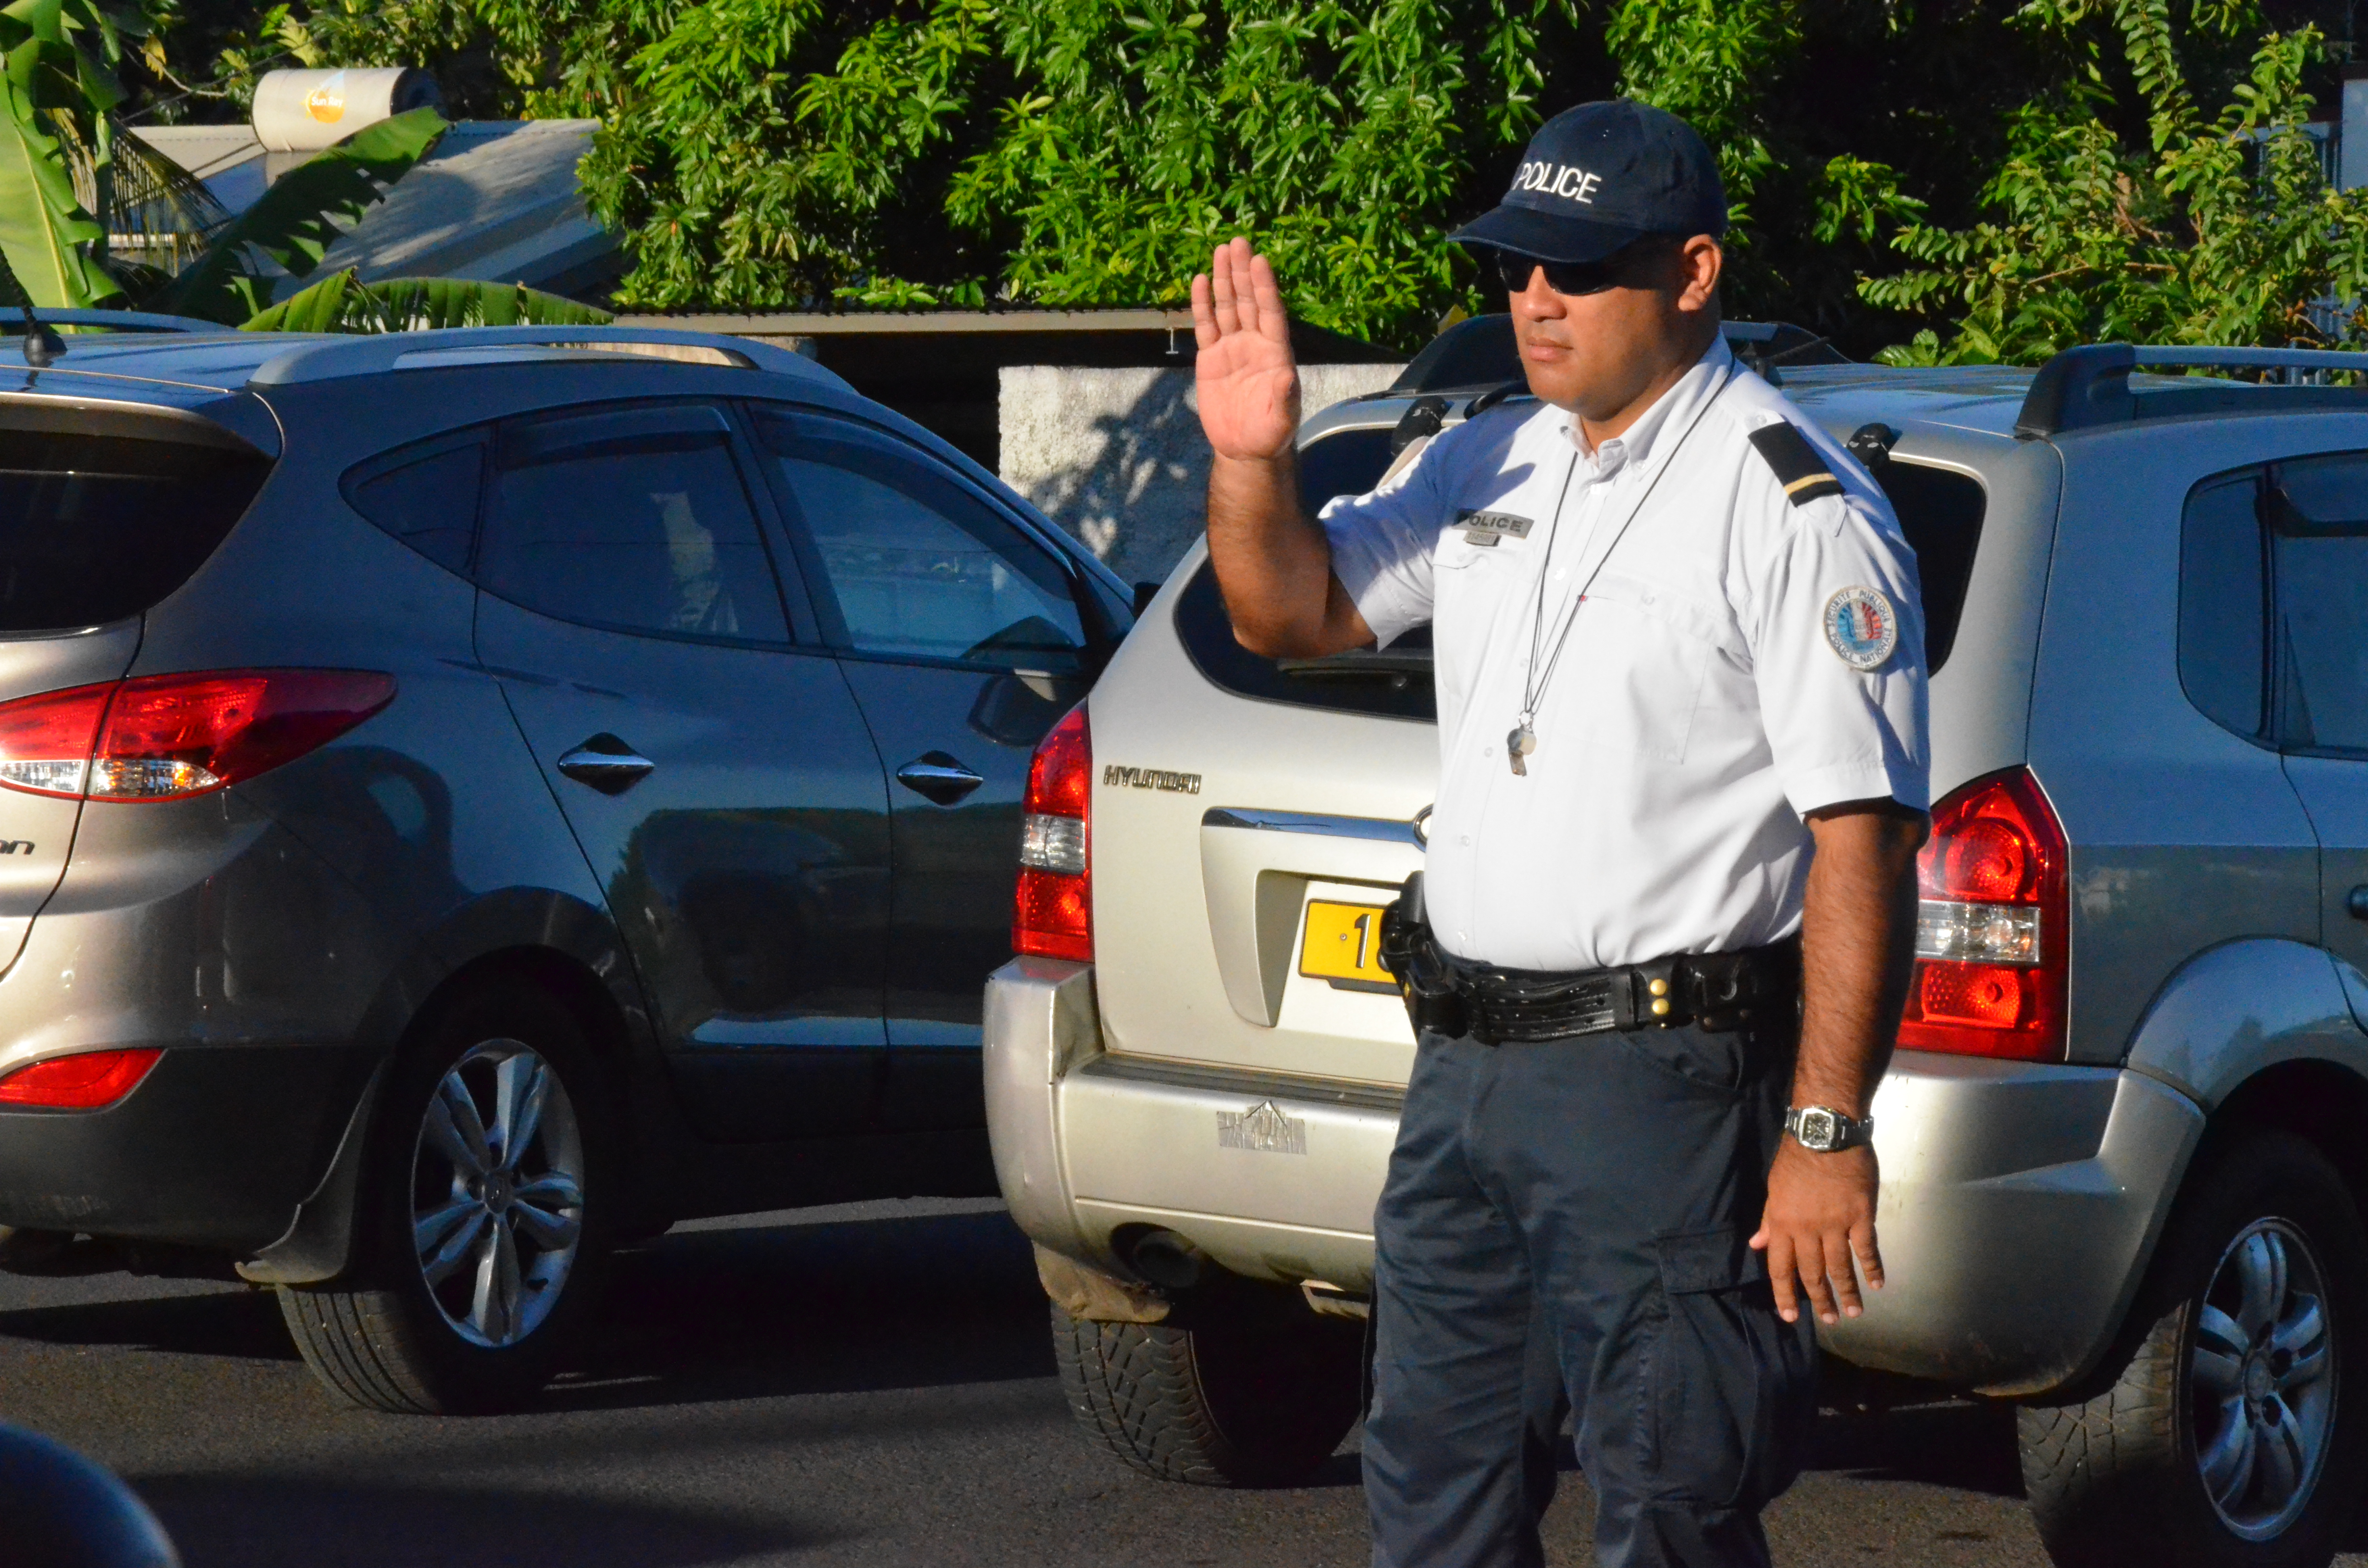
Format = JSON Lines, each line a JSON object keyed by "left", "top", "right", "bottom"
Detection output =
{"left": 999, "top": 363, "right": 1404, "bottom": 587}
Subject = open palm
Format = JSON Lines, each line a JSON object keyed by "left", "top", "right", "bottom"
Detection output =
{"left": 1192, "top": 238, "right": 1300, "bottom": 462}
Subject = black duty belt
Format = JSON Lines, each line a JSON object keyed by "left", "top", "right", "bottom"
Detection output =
{"left": 1376, "top": 872, "right": 1800, "bottom": 1045}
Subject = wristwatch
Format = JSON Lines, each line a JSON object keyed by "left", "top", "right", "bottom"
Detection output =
{"left": 1784, "top": 1105, "right": 1873, "bottom": 1152}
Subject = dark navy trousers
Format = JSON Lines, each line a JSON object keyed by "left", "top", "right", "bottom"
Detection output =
{"left": 1363, "top": 1019, "right": 1818, "bottom": 1568}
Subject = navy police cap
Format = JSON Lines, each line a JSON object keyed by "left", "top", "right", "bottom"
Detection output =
{"left": 1449, "top": 99, "right": 1727, "bottom": 264}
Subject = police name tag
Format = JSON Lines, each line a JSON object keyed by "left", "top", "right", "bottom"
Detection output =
{"left": 1457, "top": 509, "right": 1533, "bottom": 547}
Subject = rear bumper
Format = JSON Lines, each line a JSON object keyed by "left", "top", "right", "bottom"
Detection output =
{"left": 987, "top": 957, "right": 2208, "bottom": 1396}
{"left": 1820, "top": 1055, "right": 2204, "bottom": 1396}
{"left": 985, "top": 956, "right": 1399, "bottom": 1293}
{"left": 0, "top": 1042, "right": 378, "bottom": 1253}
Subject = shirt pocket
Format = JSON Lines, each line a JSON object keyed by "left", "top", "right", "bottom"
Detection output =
{"left": 1556, "top": 582, "right": 1717, "bottom": 763}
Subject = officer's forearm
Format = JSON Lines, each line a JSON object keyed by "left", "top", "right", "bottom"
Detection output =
{"left": 1794, "top": 803, "right": 1926, "bottom": 1116}
{"left": 1206, "top": 452, "right": 1373, "bottom": 658}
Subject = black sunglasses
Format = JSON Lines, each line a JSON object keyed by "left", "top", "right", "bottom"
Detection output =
{"left": 1492, "top": 249, "right": 1637, "bottom": 296}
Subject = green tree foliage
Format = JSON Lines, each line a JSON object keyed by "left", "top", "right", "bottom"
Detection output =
{"left": 0, "top": 0, "right": 156, "bottom": 306}
{"left": 272, "top": 0, "right": 1951, "bottom": 347}
{"left": 583, "top": 0, "right": 1600, "bottom": 344}
{"left": 1863, "top": 2, "right": 2368, "bottom": 363}
{"left": 152, "top": 0, "right": 2368, "bottom": 357}
{"left": 0, "top": 0, "right": 449, "bottom": 319}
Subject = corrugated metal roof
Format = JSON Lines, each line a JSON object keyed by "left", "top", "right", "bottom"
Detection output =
{"left": 129, "top": 120, "right": 618, "bottom": 298}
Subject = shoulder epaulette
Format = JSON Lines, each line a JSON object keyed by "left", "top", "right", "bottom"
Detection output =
{"left": 1746, "top": 421, "right": 1845, "bottom": 507}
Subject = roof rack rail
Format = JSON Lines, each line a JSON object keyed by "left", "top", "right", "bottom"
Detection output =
{"left": 2015, "top": 343, "right": 2368, "bottom": 438}
{"left": 0, "top": 307, "right": 217, "bottom": 334}
{"left": 244, "top": 325, "right": 837, "bottom": 389}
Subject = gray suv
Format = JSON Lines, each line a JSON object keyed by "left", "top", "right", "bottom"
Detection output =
{"left": 0, "top": 322, "right": 1132, "bottom": 1413}
{"left": 987, "top": 326, "right": 2368, "bottom": 1567}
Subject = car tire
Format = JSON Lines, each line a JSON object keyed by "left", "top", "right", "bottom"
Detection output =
{"left": 2018, "top": 1130, "right": 2368, "bottom": 1568}
{"left": 1052, "top": 1300, "right": 1363, "bottom": 1486}
{"left": 279, "top": 984, "right": 612, "bottom": 1414}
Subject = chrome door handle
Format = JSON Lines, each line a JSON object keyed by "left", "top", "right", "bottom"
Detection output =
{"left": 555, "top": 736, "right": 654, "bottom": 795}
{"left": 896, "top": 753, "right": 985, "bottom": 806}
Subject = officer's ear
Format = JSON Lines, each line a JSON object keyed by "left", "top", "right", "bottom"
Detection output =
{"left": 1673, "top": 235, "right": 1722, "bottom": 317}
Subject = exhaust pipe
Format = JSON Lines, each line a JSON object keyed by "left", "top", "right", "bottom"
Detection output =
{"left": 1123, "top": 1228, "right": 1207, "bottom": 1292}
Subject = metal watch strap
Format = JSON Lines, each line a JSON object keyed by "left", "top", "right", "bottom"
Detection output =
{"left": 1784, "top": 1105, "right": 1872, "bottom": 1152}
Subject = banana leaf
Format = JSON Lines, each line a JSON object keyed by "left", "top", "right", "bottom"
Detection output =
{"left": 0, "top": 72, "right": 111, "bottom": 305}
{"left": 150, "top": 106, "right": 446, "bottom": 324}
{"left": 242, "top": 270, "right": 612, "bottom": 332}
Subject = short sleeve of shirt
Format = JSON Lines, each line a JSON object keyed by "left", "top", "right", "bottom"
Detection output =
{"left": 1743, "top": 435, "right": 1932, "bottom": 817}
{"left": 1318, "top": 433, "right": 1454, "bottom": 649}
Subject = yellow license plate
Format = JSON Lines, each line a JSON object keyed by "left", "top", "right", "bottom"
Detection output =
{"left": 1298, "top": 900, "right": 1398, "bottom": 993}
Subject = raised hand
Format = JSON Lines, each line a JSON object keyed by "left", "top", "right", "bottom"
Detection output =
{"left": 1191, "top": 237, "right": 1300, "bottom": 463}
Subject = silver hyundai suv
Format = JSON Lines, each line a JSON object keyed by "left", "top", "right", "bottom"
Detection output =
{"left": 987, "top": 322, "right": 2368, "bottom": 1568}
{"left": 0, "top": 320, "right": 1134, "bottom": 1415}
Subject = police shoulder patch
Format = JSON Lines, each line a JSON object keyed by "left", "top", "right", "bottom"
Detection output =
{"left": 1824, "top": 586, "right": 1899, "bottom": 671}
{"left": 1747, "top": 421, "right": 1845, "bottom": 507}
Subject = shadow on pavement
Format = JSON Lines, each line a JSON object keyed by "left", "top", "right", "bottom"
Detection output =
{"left": 134, "top": 1475, "right": 823, "bottom": 1568}
{"left": 0, "top": 1207, "right": 1053, "bottom": 1413}
{"left": 0, "top": 1204, "right": 2044, "bottom": 1528}
{"left": 0, "top": 1287, "right": 298, "bottom": 1363}
{"left": 1808, "top": 1400, "right": 2024, "bottom": 1499}
{"left": 544, "top": 1208, "right": 1055, "bottom": 1412}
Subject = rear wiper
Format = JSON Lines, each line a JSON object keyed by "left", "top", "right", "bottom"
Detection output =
{"left": 1274, "top": 649, "right": 1434, "bottom": 683}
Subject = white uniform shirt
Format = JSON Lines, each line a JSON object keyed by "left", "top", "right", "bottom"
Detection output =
{"left": 1322, "top": 336, "right": 1929, "bottom": 971}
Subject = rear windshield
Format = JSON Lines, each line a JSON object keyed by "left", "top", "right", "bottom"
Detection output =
{"left": 0, "top": 427, "right": 272, "bottom": 632}
{"left": 1875, "top": 459, "right": 1984, "bottom": 671}
{"left": 1178, "top": 429, "right": 1985, "bottom": 716}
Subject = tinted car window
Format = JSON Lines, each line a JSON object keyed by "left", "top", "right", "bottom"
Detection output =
{"left": 2270, "top": 453, "right": 2368, "bottom": 753}
{"left": 480, "top": 404, "right": 789, "bottom": 644}
{"left": 2178, "top": 470, "right": 2268, "bottom": 741}
{"left": 344, "top": 436, "right": 482, "bottom": 574}
{"left": 1299, "top": 426, "right": 1395, "bottom": 517}
{"left": 1175, "top": 558, "right": 1436, "bottom": 721}
{"left": 0, "top": 427, "right": 271, "bottom": 632}
{"left": 1875, "top": 460, "right": 1984, "bottom": 674}
{"left": 754, "top": 409, "right": 1087, "bottom": 670}
{"left": 1393, "top": 315, "right": 1524, "bottom": 392}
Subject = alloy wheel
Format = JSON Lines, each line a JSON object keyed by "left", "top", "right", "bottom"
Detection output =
{"left": 409, "top": 1039, "right": 585, "bottom": 1349}
{"left": 2189, "top": 1218, "right": 2337, "bottom": 1541}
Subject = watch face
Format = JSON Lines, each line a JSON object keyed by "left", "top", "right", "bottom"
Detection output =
{"left": 1798, "top": 1108, "right": 1838, "bottom": 1150}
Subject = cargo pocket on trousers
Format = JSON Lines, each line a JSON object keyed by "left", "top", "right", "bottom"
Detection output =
{"left": 1642, "top": 1227, "right": 1819, "bottom": 1509}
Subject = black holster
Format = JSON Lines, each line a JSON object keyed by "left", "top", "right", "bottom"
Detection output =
{"left": 1378, "top": 872, "right": 1467, "bottom": 1039}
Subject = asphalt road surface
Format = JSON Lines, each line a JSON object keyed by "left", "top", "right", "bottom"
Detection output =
{"left": 0, "top": 1198, "right": 2355, "bottom": 1568}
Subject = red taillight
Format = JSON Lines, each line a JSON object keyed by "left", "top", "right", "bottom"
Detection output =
{"left": 0, "top": 1048, "right": 162, "bottom": 1109}
{"left": 0, "top": 683, "right": 113, "bottom": 799}
{"left": 1898, "top": 767, "right": 2067, "bottom": 1061}
{"left": 1014, "top": 704, "right": 1091, "bottom": 962}
{"left": 0, "top": 670, "right": 395, "bottom": 803}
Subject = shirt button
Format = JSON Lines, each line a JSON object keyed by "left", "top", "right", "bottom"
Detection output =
{"left": 1460, "top": 835, "right": 1472, "bottom": 847}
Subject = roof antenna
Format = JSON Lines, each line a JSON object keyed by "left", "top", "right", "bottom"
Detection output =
{"left": 0, "top": 258, "right": 63, "bottom": 368}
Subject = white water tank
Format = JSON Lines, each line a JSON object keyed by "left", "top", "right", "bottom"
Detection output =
{"left": 251, "top": 68, "right": 442, "bottom": 153}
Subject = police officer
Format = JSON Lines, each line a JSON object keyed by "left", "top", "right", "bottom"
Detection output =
{"left": 1188, "top": 100, "right": 1929, "bottom": 1568}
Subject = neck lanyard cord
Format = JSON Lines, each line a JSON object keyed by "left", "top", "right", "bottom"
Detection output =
{"left": 1517, "top": 363, "right": 1738, "bottom": 724}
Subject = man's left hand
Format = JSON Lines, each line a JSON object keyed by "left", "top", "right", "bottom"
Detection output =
{"left": 1751, "top": 1139, "right": 1883, "bottom": 1325}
